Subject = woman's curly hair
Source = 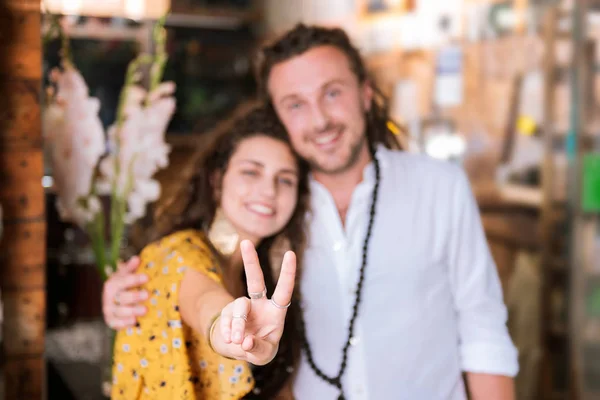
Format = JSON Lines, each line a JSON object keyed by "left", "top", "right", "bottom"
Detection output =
{"left": 167, "top": 102, "right": 310, "bottom": 399}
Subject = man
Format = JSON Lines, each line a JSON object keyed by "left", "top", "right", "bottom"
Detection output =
{"left": 103, "top": 24, "right": 518, "bottom": 399}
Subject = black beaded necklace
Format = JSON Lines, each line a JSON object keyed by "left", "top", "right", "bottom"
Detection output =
{"left": 297, "top": 144, "right": 381, "bottom": 400}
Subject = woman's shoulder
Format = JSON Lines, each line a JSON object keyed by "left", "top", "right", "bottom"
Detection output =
{"left": 138, "top": 229, "right": 223, "bottom": 281}
{"left": 140, "top": 229, "right": 218, "bottom": 268}
{"left": 141, "top": 229, "right": 209, "bottom": 254}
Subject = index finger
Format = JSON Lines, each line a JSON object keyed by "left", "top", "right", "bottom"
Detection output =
{"left": 109, "top": 271, "right": 148, "bottom": 296}
{"left": 271, "top": 251, "right": 296, "bottom": 308}
{"left": 240, "top": 240, "right": 267, "bottom": 297}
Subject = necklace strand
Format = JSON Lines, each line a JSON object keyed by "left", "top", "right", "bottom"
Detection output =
{"left": 298, "top": 145, "right": 381, "bottom": 400}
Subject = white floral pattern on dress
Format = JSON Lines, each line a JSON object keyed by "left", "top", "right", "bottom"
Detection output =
{"left": 111, "top": 230, "right": 254, "bottom": 400}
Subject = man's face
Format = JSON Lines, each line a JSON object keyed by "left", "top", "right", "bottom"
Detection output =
{"left": 267, "top": 45, "right": 373, "bottom": 175}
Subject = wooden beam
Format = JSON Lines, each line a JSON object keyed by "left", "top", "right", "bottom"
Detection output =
{"left": 569, "top": 0, "right": 593, "bottom": 399}
{"left": 539, "top": 6, "right": 559, "bottom": 400}
{"left": 0, "top": 1, "right": 46, "bottom": 399}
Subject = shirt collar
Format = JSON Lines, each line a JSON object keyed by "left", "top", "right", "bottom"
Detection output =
{"left": 308, "top": 144, "right": 391, "bottom": 188}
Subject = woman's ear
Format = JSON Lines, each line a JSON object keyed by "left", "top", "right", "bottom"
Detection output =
{"left": 210, "top": 170, "right": 223, "bottom": 202}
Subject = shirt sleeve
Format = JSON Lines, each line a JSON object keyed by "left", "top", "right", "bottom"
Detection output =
{"left": 447, "top": 167, "right": 519, "bottom": 377}
{"left": 171, "top": 231, "right": 223, "bottom": 284}
{"left": 140, "top": 230, "right": 223, "bottom": 284}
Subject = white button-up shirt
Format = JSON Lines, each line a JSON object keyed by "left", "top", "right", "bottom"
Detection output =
{"left": 293, "top": 146, "right": 519, "bottom": 400}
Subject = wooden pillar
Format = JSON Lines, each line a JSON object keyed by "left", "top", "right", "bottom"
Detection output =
{"left": 0, "top": 1, "right": 46, "bottom": 399}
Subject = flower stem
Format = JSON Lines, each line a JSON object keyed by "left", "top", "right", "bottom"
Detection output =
{"left": 107, "top": 13, "right": 170, "bottom": 271}
{"left": 89, "top": 209, "right": 109, "bottom": 280}
{"left": 148, "top": 15, "right": 168, "bottom": 94}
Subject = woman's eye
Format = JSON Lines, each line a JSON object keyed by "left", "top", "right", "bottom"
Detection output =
{"left": 279, "top": 177, "right": 296, "bottom": 186}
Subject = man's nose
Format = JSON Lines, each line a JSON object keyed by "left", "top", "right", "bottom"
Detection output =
{"left": 310, "top": 103, "right": 329, "bottom": 132}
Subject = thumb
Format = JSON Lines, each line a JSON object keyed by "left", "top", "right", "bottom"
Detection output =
{"left": 118, "top": 256, "right": 140, "bottom": 273}
{"left": 241, "top": 334, "right": 257, "bottom": 352}
{"left": 242, "top": 336, "right": 277, "bottom": 366}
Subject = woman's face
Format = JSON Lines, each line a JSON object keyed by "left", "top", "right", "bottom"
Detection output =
{"left": 219, "top": 135, "right": 299, "bottom": 244}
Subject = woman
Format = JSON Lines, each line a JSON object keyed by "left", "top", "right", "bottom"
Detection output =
{"left": 110, "top": 104, "right": 310, "bottom": 399}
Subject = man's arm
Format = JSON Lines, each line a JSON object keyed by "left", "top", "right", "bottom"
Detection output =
{"left": 466, "top": 373, "right": 515, "bottom": 400}
{"left": 447, "top": 167, "right": 519, "bottom": 399}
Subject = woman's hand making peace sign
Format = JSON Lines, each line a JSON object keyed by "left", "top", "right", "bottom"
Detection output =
{"left": 212, "top": 240, "right": 297, "bottom": 366}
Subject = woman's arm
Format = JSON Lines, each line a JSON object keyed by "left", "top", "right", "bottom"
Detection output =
{"left": 179, "top": 268, "right": 235, "bottom": 350}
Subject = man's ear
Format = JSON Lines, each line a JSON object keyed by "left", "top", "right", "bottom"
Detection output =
{"left": 361, "top": 80, "right": 374, "bottom": 112}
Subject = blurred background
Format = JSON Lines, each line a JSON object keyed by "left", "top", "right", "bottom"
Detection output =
{"left": 1, "top": 0, "right": 600, "bottom": 399}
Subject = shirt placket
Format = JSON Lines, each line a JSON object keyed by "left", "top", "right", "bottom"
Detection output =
{"left": 344, "top": 184, "right": 372, "bottom": 400}
{"left": 310, "top": 174, "right": 374, "bottom": 400}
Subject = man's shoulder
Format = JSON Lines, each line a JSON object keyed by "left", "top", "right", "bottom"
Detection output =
{"left": 381, "top": 148, "right": 465, "bottom": 182}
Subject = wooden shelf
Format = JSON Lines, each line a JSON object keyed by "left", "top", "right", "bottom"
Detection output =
{"left": 475, "top": 183, "right": 542, "bottom": 210}
{"left": 549, "top": 258, "right": 569, "bottom": 273}
{"left": 65, "top": 24, "right": 149, "bottom": 41}
{"left": 481, "top": 213, "right": 540, "bottom": 250}
{"left": 165, "top": 7, "right": 261, "bottom": 29}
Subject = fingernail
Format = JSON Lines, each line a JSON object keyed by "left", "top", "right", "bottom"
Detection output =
{"left": 222, "top": 330, "right": 231, "bottom": 343}
{"left": 139, "top": 274, "right": 149, "bottom": 283}
{"left": 135, "top": 306, "right": 146, "bottom": 314}
{"left": 140, "top": 290, "right": 148, "bottom": 299}
{"left": 234, "top": 332, "right": 241, "bottom": 342}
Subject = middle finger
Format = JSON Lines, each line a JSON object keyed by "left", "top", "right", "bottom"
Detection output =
{"left": 105, "top": 304, "right": 146, "bottom": 320}
{"left": 114, "top": 289, "right": 149, "bottom": 306}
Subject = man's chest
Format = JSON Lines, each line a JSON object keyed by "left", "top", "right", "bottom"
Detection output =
{"left": 302, "top": 211, "right": 452, "bottom": 317}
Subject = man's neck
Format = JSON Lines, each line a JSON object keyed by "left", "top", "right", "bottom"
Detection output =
{"left": 312, "top": 147, "right": 372, "bottom": 225}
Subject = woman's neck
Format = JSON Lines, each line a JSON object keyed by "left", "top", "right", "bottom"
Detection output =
{"left": 220, "top": 237, "right": 260, "bottom": 298}
{"left": 218, "top": 248, "right": 243, "bottom": 297}
{"left": 206, "top": 213, "right": 260, "bottom": 296}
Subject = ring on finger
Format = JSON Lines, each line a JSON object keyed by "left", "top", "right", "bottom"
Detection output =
{"left": 270, "top": 298, "right": 291, "bottom": 309}
{"left": 114, "top": 291, "right": 121, "bottom": 306}
{"left": 248, "top": 288, "right": 266, "bottom": 300}
{"left": 232, "top": 314, "right": 247, "bottom": 321}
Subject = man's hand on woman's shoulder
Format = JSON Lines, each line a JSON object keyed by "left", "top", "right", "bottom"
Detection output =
{"left": 102, "top": 257, "right": 149, "bottom": 329}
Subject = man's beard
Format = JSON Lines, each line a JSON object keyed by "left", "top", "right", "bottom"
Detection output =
{"left": 306, "top": 131, "right": 367, "bottom": 175}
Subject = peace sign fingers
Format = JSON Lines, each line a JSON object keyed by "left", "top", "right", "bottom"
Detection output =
{"left": 215, "top": 242, "right": 297, "bottom": 366}
{"left": 240, "top": 240, "right": 296, "bottom": 310}
{"left": 240, "top": 240, "right": 267, "bottom": 300}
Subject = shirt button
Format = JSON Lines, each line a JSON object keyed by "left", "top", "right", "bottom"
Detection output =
{"left": 333, "top": 241, "right": 343, "bottom": 251}
{"left": 349, "top": 336, "right": 360, "bottom": 346}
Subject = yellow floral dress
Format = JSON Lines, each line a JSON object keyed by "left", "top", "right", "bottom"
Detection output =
{"left": 111, "top": 230, "right": 254, "bottom": 399}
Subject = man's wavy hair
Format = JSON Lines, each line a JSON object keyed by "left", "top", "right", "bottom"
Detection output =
{"left": 255, "top": 23, "right": 404, "bottom": 151}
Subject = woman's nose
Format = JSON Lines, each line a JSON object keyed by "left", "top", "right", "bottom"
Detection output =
{"left": 258, "top": 177, "right": 277, "bottom": 198}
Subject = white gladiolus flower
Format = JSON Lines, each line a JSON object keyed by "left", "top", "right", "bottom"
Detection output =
{"left": 98, "top": 81, "right": 176, "bottom": 224}
{"left": 43, "top": 14, "right": 174, "bottom": 289}
{"left": 43, "top": 65, "right": 106, "bottom": 227}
